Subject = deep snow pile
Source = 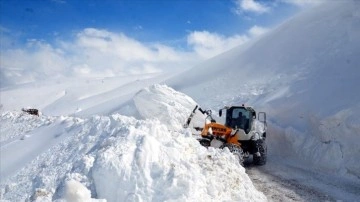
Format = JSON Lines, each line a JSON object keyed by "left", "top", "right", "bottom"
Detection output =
{"left": 167, "top": 0, "right": 360, "bottom": 178}
{"left": 133, "top": 84, "right": 205, "bottom": 130}
{"left": 0, "top": 85, "right": 266, "bottom": 201}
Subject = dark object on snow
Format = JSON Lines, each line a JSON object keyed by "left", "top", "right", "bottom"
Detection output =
{"left": 22, "top": 108, "right": 39, "bottom": 116}
{"left": 183, "top": 105, "right": 198, "bottom": 128}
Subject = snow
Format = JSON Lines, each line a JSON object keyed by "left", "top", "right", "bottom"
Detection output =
{"left": 0, "top": 73, "right": 172, "bottom": 117}
{"left": 133, "top": 84, "right": 204, "bottom": 130}
{"left": 91, "top": 115, "right": 264, "bottom": 201}
{"left": 0, "top": 84, "right": 266, "bottom": 201}
{"left": 167, "top": 0, "right": 360, "bottom": 180}
{"left": 1, "top": 0, "right": 360, "bottom": 201}
{"left": 63, "top": 180, "right": 105, "bottom": 202}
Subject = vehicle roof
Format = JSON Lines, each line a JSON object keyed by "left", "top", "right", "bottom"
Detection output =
{"left": 228, "top": 105, "right": 254, "bottom": 110}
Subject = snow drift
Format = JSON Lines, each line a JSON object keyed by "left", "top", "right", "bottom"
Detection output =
{"left": 0, "top": 85, "right": 266, "bottom": 201}
{"left": 133, "top": 84, "right": 200, "bottom": 130}
{"left": 0, "top": 73, "right": 172, "bottom": 117}
{"left": 167, "top": 0, "right": 360, "bottom": 178}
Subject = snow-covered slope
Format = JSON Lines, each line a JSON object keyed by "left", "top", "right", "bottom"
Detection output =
{"left": 0, "top": 84, "right": 266, "bottom": 201}
{"left": 0, "top": 73, "right": 175, "bottom": 117}
{"left": 0, "top": 74, "right": 204, "bottom": 126}
{"left": 167, "top": 0, "right": 360, "bottom": 178}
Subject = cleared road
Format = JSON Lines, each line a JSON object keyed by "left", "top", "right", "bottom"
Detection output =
{"left": 246, "top": 156, "right": 360, "bottom": 202}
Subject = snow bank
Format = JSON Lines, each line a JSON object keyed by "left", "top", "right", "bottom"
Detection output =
{"left": 0, "top": 73, "right": 167, "bottom": 117}
{"left": 0, "top": 85, "right": 266, "bottom": 201}
{"left": 167, "top": 0, "right": 360, "bottom": 178}
{"left": 269, "top": 105, "right": 360, "bottom": 177}
{"left": 92, "top": 115, "right": 265, "bottom": 202}
{"left": 0, "top": 111, "right": 55, "bottom": 144}
{"left": 133, "top": 84, "right": 204, "bottom": 130}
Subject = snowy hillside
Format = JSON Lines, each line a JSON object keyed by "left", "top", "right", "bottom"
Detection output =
{"left": 167, "top": 0, "right": 360, "bottom": 178}
{"left": 0, "top": 73, "right": 174, "bottom": 117}
{"left": 0, "top": 84, "right": 266, "bottom": 201}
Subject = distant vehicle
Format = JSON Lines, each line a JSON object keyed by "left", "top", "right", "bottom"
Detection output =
{"left": 22, "top": 108, "right": 39, "bottom": 116}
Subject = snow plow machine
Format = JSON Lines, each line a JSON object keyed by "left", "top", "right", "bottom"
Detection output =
{"left": 185, "top": 105, "right": 267, "bottom": 166}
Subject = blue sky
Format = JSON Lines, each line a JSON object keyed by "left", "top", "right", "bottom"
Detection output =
{"left": 1, "top": 0, "right": 301, "bottom": 46}
{"left": 0, "top": 0, "right": 321, "bottom": 83}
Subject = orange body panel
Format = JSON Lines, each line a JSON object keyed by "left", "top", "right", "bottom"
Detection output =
{"left": 200, "top": 122, "right": 241, "bottom": 146}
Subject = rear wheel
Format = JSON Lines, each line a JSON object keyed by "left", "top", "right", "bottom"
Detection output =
{"left": 253, "top": 139, "right": 267, "bottom": 165}
{"left": 221, "top": 143, "right": 244, "bottom": 166}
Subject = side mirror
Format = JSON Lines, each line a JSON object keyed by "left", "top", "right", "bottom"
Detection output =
{"left": 258, "top": 112, "right": 266, "bottom": 124}
{"left": 219, "top": 109, "right": 222, "bottom": 117}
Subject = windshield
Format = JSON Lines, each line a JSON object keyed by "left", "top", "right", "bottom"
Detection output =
{"left": 231, "top": 108, "right": 251, "bottom": 120}
{"left": 226, "top": 107, "right": 251, "bottom": 131}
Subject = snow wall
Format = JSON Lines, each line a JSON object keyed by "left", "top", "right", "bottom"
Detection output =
{"left": 167, "top": 0, "right": 360, "bottom": 178}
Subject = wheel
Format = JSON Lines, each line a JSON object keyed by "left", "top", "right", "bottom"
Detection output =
{"left": 221, "top": 143, "right": 244, "bottom": 166}
{"left": 199, "top": 138, "right": 211, "bottom": 147}
{"left": 253, "top": 139, "right": 267, "bottom": 165}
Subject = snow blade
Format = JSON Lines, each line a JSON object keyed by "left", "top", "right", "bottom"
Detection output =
{"left": 184, "top": 105, "right": 198, "bottom": 128}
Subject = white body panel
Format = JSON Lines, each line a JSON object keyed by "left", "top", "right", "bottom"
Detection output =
{"left": 237, "top": 120, "right": 266, "bottom": 141}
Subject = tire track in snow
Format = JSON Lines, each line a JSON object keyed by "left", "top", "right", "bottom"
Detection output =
{"left": 246, "top": 157, "right": 360, "bottom": 202}
{"left": 246, "top": 166, "right": 333, "bottom": 201}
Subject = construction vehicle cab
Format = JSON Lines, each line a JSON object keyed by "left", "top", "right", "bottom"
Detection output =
{"left": 218, "top": 105, "right": 267, "bottom": 165}
{"left": 219, "top": 105, "right": 266, "bottom": 136}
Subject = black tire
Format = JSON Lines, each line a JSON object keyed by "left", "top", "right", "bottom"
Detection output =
{"left": 253, "top": 139, "right": 267, "bottom": 165}
{"left": 221, "top": 143, "right": 244, "bottom": 166}
{"left": 199, "top": 138, "right": 211, "bottom": 147}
